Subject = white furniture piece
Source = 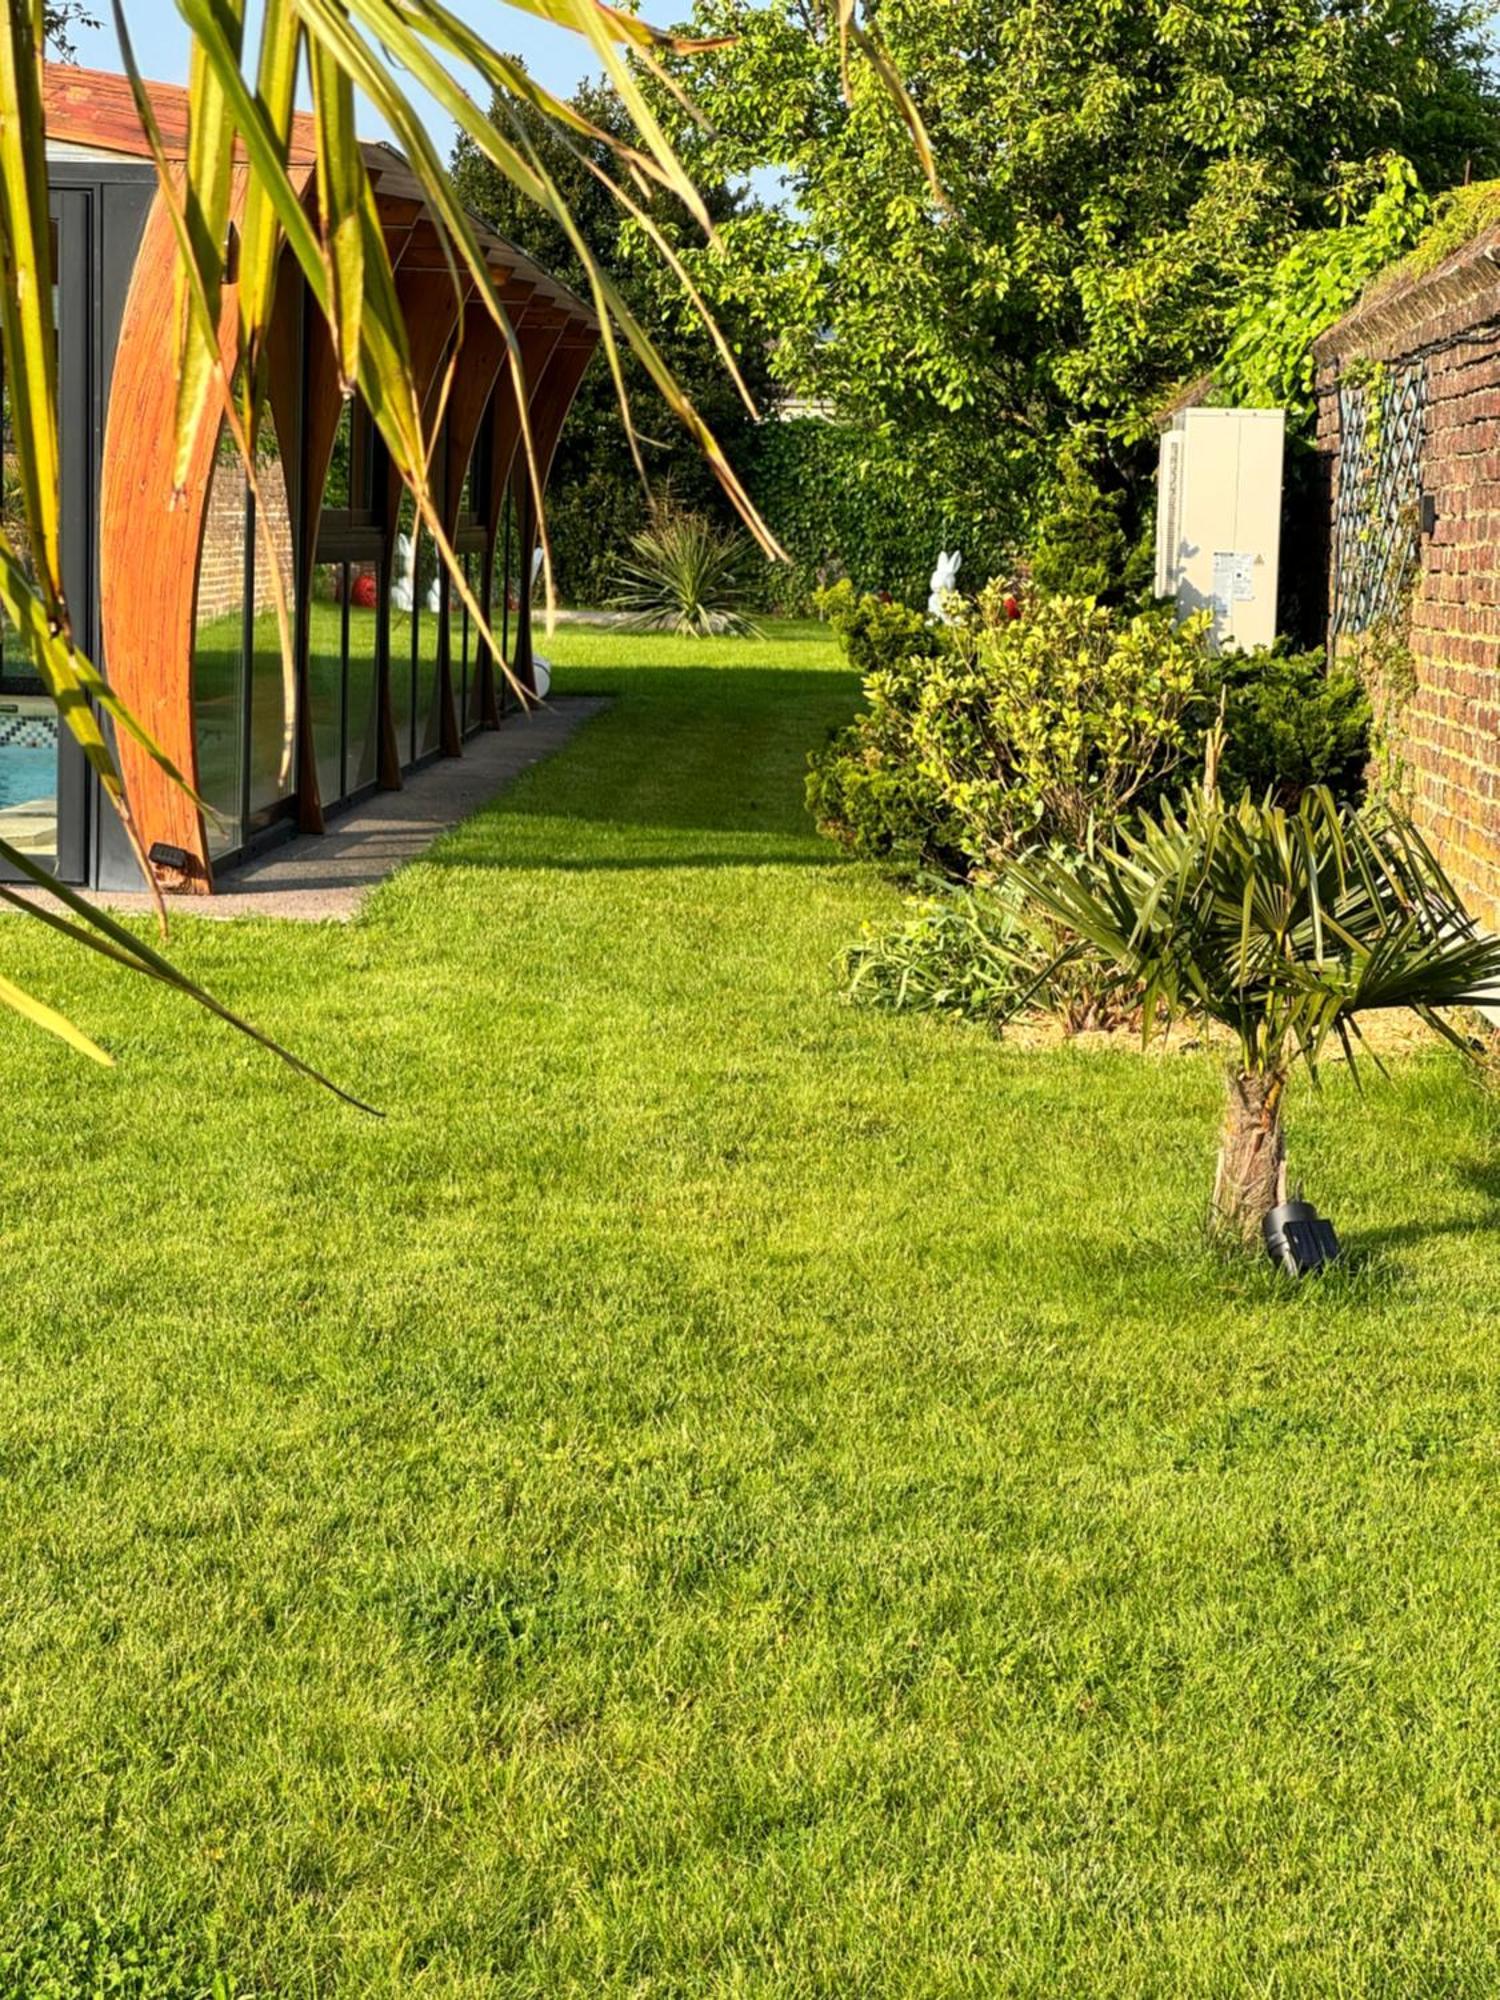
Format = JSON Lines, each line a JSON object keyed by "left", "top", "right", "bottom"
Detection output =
{"left": 1155, "top": 406, "right": 1285, "bottom": 653}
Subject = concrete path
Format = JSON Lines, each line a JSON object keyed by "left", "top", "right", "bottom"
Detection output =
{"left": 77, "top": 696, "right": 607, "bottom": 924}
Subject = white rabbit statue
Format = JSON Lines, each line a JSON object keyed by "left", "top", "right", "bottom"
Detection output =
{"left": 390, "top": 530, "right": 415, "bottom": 613}
{"left": 927, "top": 549, "right": 962, "bottom": 622}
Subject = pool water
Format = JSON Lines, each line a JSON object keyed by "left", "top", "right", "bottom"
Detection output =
{"left": 0, "top": 744, "right": 55, "bottom": 812}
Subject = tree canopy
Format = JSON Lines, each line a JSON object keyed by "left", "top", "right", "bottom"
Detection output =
{"left": 451, "top": 73, "right": 774, "bottom": 604}
{"left": 666, "top": 0, "right": 1500, "bottom": 534}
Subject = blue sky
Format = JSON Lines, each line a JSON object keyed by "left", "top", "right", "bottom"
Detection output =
{"left": 76, "top": 0, "right": 608, "bottom": 157}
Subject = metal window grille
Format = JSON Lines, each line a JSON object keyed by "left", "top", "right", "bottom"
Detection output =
{"left": 1332, "top": 359, "right": 1427, "bottom": 635}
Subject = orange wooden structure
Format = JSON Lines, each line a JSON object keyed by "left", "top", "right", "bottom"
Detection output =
{"left": 35, "top": 66, "right": 598, "bottom": 893}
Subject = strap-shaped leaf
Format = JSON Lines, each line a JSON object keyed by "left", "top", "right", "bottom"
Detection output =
{"left": 175, "top": 0, "right": 245, "bottom": 491}
{"left": 0, "top": 0, "right": 64, "bottom": 615}
{"left": 238, "top": 0, "right": 302, "bottom": 423}
{"left": 309, "top": 35, "right": 365, "bottom": 393}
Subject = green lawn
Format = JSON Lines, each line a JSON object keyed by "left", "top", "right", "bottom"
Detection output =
{"left": 3, "top": 621, "right": 1500, "bottom": 1995}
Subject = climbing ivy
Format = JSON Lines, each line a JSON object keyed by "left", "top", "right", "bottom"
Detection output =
{"left": 1214, "top": 158, "right": 1429, "bottom": 427}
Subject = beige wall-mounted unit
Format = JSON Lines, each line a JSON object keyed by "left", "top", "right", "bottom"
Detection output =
{"left": 1155, "top": 406, "right": 1285, "bottom": 653}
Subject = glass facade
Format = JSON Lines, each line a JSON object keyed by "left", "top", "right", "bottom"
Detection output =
{"left": 0, "top": 363, "right": 60, "bottom": 865}
{"left": 182, "top": 377, "right": 525, "bottom": 866}
{"left": 192, "top": 430, "right": 249, "bottom": 858}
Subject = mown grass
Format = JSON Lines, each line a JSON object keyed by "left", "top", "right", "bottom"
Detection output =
{"left": 2, "top": 620, "right": 1500, "bottom": 1995}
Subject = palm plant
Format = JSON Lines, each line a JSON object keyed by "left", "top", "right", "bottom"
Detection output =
{"left": 1007, "top": 781, "right": 1500, "bottom": 1243}
{"left": 0, "top": 0, "right": 933, "bottom": 1078}
{"left": 608, "top": 510, "right": 761, "bottom": 636}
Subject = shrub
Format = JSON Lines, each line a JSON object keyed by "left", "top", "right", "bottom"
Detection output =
{"left": 608, "top": 511, "right": 760, "bottom": 636}
{"left": 805, "top": 584, "right": 966, "bottom": 869}
{"left": 1214, "top": 644, "right": 1371, "bottom": 807}
{"left": 1028, "top": 447, "right": 1128, "bottom": 602}
{"left": 745, "top": 418, "right": 1015, "bottom": 614}
{"left": 843, "top": 875, "right": 1137, "bottom": 1035}
{"left": 911, "top": 586, "right": 1212, "bottom": 864}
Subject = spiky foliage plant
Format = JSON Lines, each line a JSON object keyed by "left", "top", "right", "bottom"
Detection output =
{"left": 609, "top": 511, "right": 761, "bottom": 636}
{"left": 1008, "top": 782, "right": 1500, "bottom": 1242}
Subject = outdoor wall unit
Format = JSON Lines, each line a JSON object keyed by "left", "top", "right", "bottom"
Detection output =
{"left": 1155, "top": 406, "right": 1286, "bottom": 653}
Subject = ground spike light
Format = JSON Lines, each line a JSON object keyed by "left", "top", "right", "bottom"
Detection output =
{"left": 1263, "top": 1194, "right": 1342, "bottom": 1278}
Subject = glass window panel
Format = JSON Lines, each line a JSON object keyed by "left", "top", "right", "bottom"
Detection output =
{"left": 324, "top": 402, "right": 351, "bottom": 512}
{"left": 390, "top": 492, "right": 417, "bottom": 766}
{"left": 309, "top": 560, "right": 346, "bottom": 809}
{"left": 191, "top": 427, "right": 247, "bottom": 859}
{"left": 345, "top": 562, "right": 381, "bottom": 793}
{"left": 416, "top": 533, "right": 443, "bottom": 757}
{"left": 0, "top": 365, "right": 58, "bottom": 861}
{"left": 247, "top": 411, "right": 297, "bottom": 822}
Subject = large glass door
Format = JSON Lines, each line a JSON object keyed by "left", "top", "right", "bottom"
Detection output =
{"left": 0, "top": 189, "right": 89, "bottom": 881}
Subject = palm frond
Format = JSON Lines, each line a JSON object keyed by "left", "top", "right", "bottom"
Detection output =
{"left": 1008, "top": 786, "right": 1500, "bottom": 1077}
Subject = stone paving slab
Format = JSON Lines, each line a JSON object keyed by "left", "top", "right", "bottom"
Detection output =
{"left": 40, "top": 696, "right": 608, "bottom": 925}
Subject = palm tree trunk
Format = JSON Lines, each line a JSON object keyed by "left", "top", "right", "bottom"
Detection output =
{"left": 1212, "top": 1067, "right": 1288, "bottom": 1244}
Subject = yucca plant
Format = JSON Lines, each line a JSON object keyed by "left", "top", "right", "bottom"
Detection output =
{"left": 1007, "top": 781, "right": 1500, "bottom": 1243}
{"left": 608, "top": 510, "right": 761, "bottom": 636}
{"left": 0, "top": 0, "right": 934, "bottom": 1081}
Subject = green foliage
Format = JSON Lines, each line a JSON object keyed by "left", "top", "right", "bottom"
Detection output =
{"left": 608, "top": 511, "right": 761, "bottom": 637}
{"left": 804, "top": 584, "right": 963, "bottom": 868}
{"left": 1216, "top": 157, "right": 1430, "bottom": 425}
{"left": 912, "top": 588, "right": 1212, "bottom": 862}
{"left": 0, "top": 1911, "right": 228, "bottom": 2000}
{"left": 843, "top": 873, "right": 1137, "bottom": 1035}
{"left": 450, "top": 72, "right": 773, "bottom": 606}
{"left": 1371, "top": 177, "right": 1500, "bottom": 290}
{"left": 668, "top": 0, "right": 1500, "bottom": 536}
{"left": 746, "top": 418, "right": 1013, "bottom": 614}
{"left": 1029, "top": 448, "right": 1129, "bottom": 602}
{"left": 1009, "top": 784, "right": 1500, "bottom": 1079}
{"left": 813, "top": 578, "right": 937, "bottom": 678}
{"left": 843, "top": 881, "right": 1031, "bottom": 1026}
{"left": 1216, "top": 645, "right": 1372, "bottom": 807}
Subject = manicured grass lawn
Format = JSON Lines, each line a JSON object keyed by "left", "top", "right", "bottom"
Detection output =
{"left": 4, "top": 620, "right": 1500, "bottom": 1995}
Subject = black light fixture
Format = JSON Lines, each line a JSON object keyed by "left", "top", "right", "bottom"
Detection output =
{"left": 147, "top": 840, "right": 192, "bottom": 873}
{"left": 1420, "top": 492, "right": 1438, "bottom": 537}
{"left": 1263, "top": 1196, "right": 1341, "bottom": 1277}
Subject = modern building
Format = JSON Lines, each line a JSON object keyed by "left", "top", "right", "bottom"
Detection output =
{"left": 0, "top": 65, "right": 597, "bottom": 893}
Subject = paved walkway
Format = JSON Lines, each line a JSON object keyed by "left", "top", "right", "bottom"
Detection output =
{"left": 88, "top": 696, "right": 608, "bottom": 923}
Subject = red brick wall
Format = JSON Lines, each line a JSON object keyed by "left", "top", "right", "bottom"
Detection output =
{"left": 194, "top": 448, "right": 295, "bottom": 626}
{"left": 1314, "top": 248, "right": 1500, "bottom": 931}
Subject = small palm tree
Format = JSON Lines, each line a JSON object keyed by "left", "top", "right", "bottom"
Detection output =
{"left": 1008, "top": 781, "right": 1500, "bottom": 1243}
{"left": 608, "top": 511, "right": 761, "bottom": 637}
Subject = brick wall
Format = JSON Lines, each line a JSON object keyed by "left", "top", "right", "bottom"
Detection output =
{"left": 194, "top": 448, "right": 295, "bottom": 626}
{"left": 1313, "top": 231, "right": 1500, "bottom": 931}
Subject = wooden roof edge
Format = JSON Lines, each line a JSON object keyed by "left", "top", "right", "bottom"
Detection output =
{"left": 43, "top": 61, "right": 318, "bottom": 163}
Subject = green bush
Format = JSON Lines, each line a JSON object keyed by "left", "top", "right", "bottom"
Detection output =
{"left": 911, "top": 586, "right": 1212, "bottom": 865}
{"left": 843, "top": 872, "right": 1138, "bottom": 1035}
{"left": 607, "top": 510, "right": 760, "bottom": 636}
{"left": 1028, "top": 448, "right": 1129, "bottom": 602}
{"left": 805, "top": 583, "right": 966, "bottom": 869}
{"left": 1215, "top": 644, "right": 1371, "bottom": 807}
{"left": 842, "top": 882, "right": 1030, "bottom": 1025}
{"left": 747, "top": 419, "right": 1014, "bottom": 614}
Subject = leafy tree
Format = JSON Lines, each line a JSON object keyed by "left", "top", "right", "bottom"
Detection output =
{"left": 42, "top": 2, "right": 96, "bottom": 62}
{"left": 451, "top": 73, "right": 773, "bottom": 603}
{"left": 666, "top": 0, "right": 1500, "bottom": 540}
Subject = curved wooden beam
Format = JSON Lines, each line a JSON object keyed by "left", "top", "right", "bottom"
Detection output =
{"left": 99, "top": 170, "right": 253, "bottom": 894}
{"left": 509, "top": 331, "right": 598, "bottom": 696}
